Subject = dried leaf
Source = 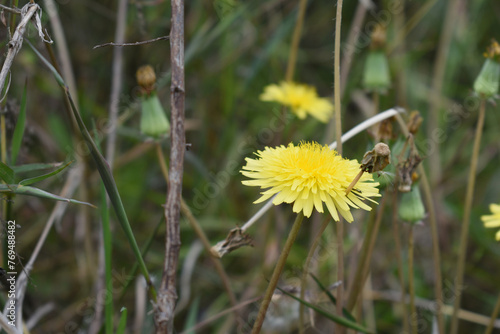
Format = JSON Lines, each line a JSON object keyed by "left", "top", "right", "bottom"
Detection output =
{"left": 211, "top": 228, "right": 254, "bottom": 258}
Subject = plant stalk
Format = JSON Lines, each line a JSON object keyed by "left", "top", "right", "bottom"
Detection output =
{"left": 450, "top": 99, "right": 486, "bottom": 334}
{"left": 251, "top": 213, "right": 304, "bottom": 334}
{"left": 299, "top": 216, "right": 331, "bottom": 333}
{"left": 333, "top": 1, "right": 344, "bottom": 331}
{"left": 408, "top": 225, "right": 417, "bottom": 334}
{"left": 485, "top": 293, "right": 500, "bottom": 334}
{"left": 155, "top": 0, "right": 185, "bottom": 330}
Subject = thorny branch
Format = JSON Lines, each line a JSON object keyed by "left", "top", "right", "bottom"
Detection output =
{"left": 154, "top": 0, "right": 185, "bottom": 332}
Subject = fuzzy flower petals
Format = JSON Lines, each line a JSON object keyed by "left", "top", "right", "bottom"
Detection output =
{"left": 241, "top": 142, "right": 380, "bottom": 222}
{"left": 260, "top": 82, "right": 333, "bottom": 123}
{"left": 481, "top": 203, "right": 500, "bottom": 240}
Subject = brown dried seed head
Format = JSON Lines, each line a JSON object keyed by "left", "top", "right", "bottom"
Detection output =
{"left": 360, "top": 142, "right": 391, "bottom": 173}
{"left": 136, "top": 65, "right": 156, "bottom": 90}
{"left": 371, "top": 24, "right": 387, "bottom": 49}
{"left": 407, "top": 111, "right": 423, "bottom": 135}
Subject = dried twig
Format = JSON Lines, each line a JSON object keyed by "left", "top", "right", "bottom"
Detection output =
{"left": 154, "top": 0, "right": 185, "bottom": 331}
{"left": 0, "top": 4, "right": 21, "bottom": 15}
{"left": 93, "top": 35, "right": 169, "bottom": 49}
{"left": 0, "top": 3, "right": 39, "bottom": 100}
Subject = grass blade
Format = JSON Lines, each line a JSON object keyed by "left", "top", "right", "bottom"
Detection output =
{"left": 27, "top": 40, "right": 156, "bottom": 301}
{"left": 12, "top": 162, "right": 63, "bottom": 174}
{"left": 101, "top": 182, "right": 114, "bottom": 334}
{"left": 276, "top": 286, "right": 372, "bottom": 333}
{"left": 11, "top": 79, "right": 28, "bottom": 165}
{"left": 0, "top": 162, "right": 15, "bottom": 184}
{"left": 0, "top": 184, "right": 95, "bottom": 207}
{"left": 310, "top": 273, "right": 356, "bottom": 322}
{"left": 19, "top": 160, "right": 73, "bottom": 186}
{"left": 116, "top": 307, "right": 127, "bottom": 334}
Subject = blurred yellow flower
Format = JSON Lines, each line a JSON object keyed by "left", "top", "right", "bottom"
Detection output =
{"left": 260, "top": 82, "right": 333, "bottom": 123}
{"left": 241, "top": 142, "right": 380, "bottom": 222}
{"left": 481, "top": 203, "right": 500, "bottom": 241}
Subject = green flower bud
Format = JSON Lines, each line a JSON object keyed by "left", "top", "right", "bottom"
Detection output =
{"left": 473, "top": 58, "right": 500, "bottom": 98}
{"left": 398, "top": 184, "right": 425, "bottom": 224}
{"left": 363, "top": 50, "right": 391, "bottom": 92}
{"left": 140, "top": 93, "right": 170, "bottom": 139}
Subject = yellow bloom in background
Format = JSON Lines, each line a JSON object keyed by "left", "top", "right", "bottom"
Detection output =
{"left": 260, "top": 82, "right": 334, "bottom": 123}
{"left": 241, "top": 142, "right": 380, "bottom": 222}
{"left": 481, "top": 203, "right": 500, "bottom": 241}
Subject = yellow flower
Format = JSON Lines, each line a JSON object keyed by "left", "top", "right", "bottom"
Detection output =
{"left": 260, "top": 82, "right": 334, "bottom": 123}
{"left": 481, "top": 203, "right": 500, "bottom": 241}
{"left": 241, "top": 142, "right": 380, "bottom": 222}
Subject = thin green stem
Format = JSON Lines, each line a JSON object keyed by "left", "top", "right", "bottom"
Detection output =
{"left": 334, "top": 1, "right": 344, "bottom": 331}
{"left": 418, "top": 168, "right": 445, "bottom": 334}
{"left": 395, "top": 112, "right": 445, "bottom": 334}
{"left": 285, "top": 0, "right": 308, "bottom": 81}
{"left": 450, "top": 99, "right": 486, "bottom": 334}
{"left": 299, "top": 216, "right": 331, "bottom": 334}
{"left": 408, "top": 225, "right": 417, "bottom": 334}
{"left": 485, "top": 292, "right": 500, "bottom": 334}
{"left": 391, "top": 189, "right": 409, "bottom": 333}
{"left": 346, "top": 195, "right": 387, "bottom": 312}
{"left": 251, "top": 212, "right": 304, "bottom": 334}
{"left": 100, "top": 184, "right": 114, "bottom": 334}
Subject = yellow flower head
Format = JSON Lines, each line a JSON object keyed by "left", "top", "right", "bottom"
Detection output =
{"left": 241, "top": 142, "right": 380, "bottom": 222}
{"left": 260, "top": 82, "right": 334, "bottom": 123}
{"left": 481, "top": 203, "right": 500, "bottom": 241}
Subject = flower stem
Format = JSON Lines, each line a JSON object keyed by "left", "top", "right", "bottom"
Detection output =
{"left": 285, "top": 0, "right": 308, "bottom": 82}
{"left": 299, "top": 216, "right": 331, "bottom": 334}
{"left": 391, "top": 189, "right": 409, "bottom": 333}
{"left": 408, "top": 225, "right": 417, "bottom": 334}
{"left": 485, "top": 293, "right": 500, "bottom": 334}
{"left": 346, "top": 195, "right": 386, "bottom": 312}
{"left": 334, "top": 0, "right": 344, "bottom": 331}
{"left": 251, "top": 212, "right": 304, "bottom": 334}
{"left": 450, "top": 99, "right": 486, "bottom": 334}
{"left": 394, "top": 112, "right": 444, "bottom": 334}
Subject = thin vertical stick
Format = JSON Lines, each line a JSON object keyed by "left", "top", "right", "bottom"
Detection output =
{"left": 450, "top": 99, "right": 486, "bottom": 334}
{"left": 299, "top": 217, "right": 331, "bottom": 333}
{"left": 346, "top": 195, "right": 387, "bottom": 312}
{"left": 395, "top": 113, "right": 445, "bottom": 334}
{"left": 106, "top": 0, "right": 128, "bottom": 167}
{"left": 333, "top": 0, "right": 344, "bottom": 331}
{"left": 155, "top": 0, "right": 185, "bottom": 331}
{"left": 391, "top": 189, "right": 409, "bottom": 333}
{"left": 155, "top": 144, "right": 241, "bottom": 324}
{"left": 408, "top": 225, "right": 417, "bottom": 334}
{"left": 485, "top": 293, "right": 500, "bottom": 334}
{"left": 285, "top": 0, "right": 308, "bottom": 81}
{"left": 427, "top": 0, "right": 459, "bottom": 196}
{"left": 251, "top": 213, "right": 304, "bottom": 334}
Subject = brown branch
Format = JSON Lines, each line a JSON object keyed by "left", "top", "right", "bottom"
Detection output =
{"left": 154, "top": 0, "right": 185, "bottom": 332}
{"left": 0, "top": 4, "right": 39, "bottom": 100}
{"left": 93, "top": 35, "right": 169, "bottom": 49}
